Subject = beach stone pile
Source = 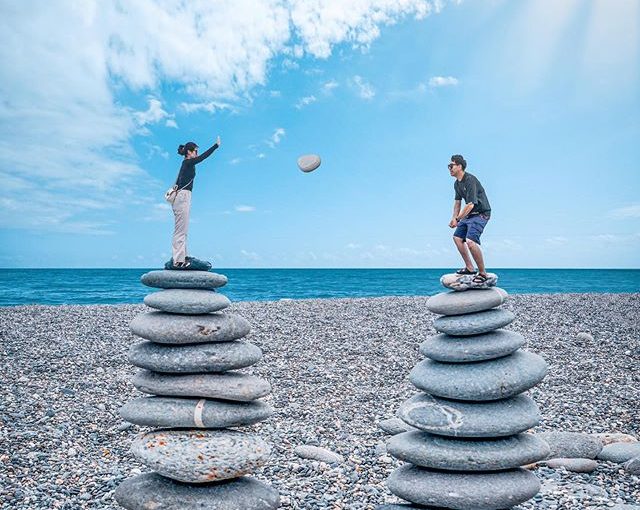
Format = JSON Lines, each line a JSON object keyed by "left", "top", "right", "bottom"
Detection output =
{"left": 380, "top": 273, "right": 550, "bottom": 510}
{"left": 115, "top": 266, "right": 279, "bottom": 510}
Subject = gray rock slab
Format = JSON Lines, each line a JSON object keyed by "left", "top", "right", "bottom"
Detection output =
{"left": 409, "top": 350, "right": 548, "bottom": 401}
{"left": 133, "top": 370, "right": 271, "bottom": 402}
{"left": 144, "top": 289, "right": 230, "bottom": 314}
{"left": 130, "top": 311, "right": 250, "bottom": 345}
{"left": 441, "top": 272, "right": 499, "bottom": 291}
{"left": 545, "top": 458, "right": 598, "bottom": 472}
{"left": 387, "top": 464, "right": 540, "bottom": 510}
{"left": 427, "top": 287, "right": 508, "bottom": 316}
{"left": 624, "top": 456, "right": 640, "bottom": 475}
{"left": 115, "top": 473, "right": 280, "bottom": 510}
{"left": 594, "top": 432, "right": 638, "bottom": 445}
{"left": 141, "top": 270, "right": 228, "bottom": 290}
{"left": 398, "top": 393, "right": 541, "bottom": 438}
{"left": 378, "top": 417, "right": 417, "bottom": 435}
{"left": 419, "top": 330, "right": 526, "bottom": 363}
{"left": 387, "top": 431, "right": 549, "bottom": 471}
{"left": 598, "top": 442, "right": 640, "bottom": 463}
{"left": 131, "top": 429, "right": 271, "bottom": 483}
{"left": 294, "top": 445, "right": 344, "bottom": 464}
{"left": 376, "top": 505, "right": 439, "bottom": 510}
{"left": 434, "top": 309, "right": 515, "bottom": 336}
{"left": 119, "top": 397, "right": 273, "bottom": 428}
{"left": 128, "top": 340, "right": 262, "bottom": 373}
{"left": 538, "top": 431, "right": 603, "bottom": 459}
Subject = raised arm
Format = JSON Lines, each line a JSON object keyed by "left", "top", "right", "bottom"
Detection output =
{"left": 192, "top": 136, "right": 221, "bottom": 164}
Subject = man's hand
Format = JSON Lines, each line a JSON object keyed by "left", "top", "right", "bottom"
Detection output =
{"left": 449, "top": 218, "right": 458, "bottom": 228}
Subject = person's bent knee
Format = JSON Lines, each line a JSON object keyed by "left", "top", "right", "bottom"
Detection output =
{"left": 467, "top": 238, "right": 481, "bottom": 248}
{"left": 453, "top": 235, "right": 465, "bottom": 244}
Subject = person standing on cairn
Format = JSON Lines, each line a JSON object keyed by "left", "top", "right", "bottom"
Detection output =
{"left": 170, "top": 136, "right": 221, "bottom": 269}
{"left": 448, "top": 154, "right": 492, "bottom": 284}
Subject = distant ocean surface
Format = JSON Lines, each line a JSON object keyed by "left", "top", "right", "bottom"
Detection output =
{"left": 0, "top": 268, "right": 638, "bottom": 306}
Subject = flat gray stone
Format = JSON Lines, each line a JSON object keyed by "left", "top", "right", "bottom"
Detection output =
{"left": 119, "top": 397, "right": 273, "bottom": 428}
{"left": 387, "top": 464, "right": 540, "bottom": 510}
{"left": 409, "top": 350, "right": 548, "bottom": 401}
{"left": 141, "top": 270, "right": 228, "bottom": 289}
{"left": 398, "top": 393, "right": 540, "bottom": 438}
{"left": 624, "top": 456, "right": 640, "bottom": 474}
{"left": 598, "top": 442, "right": 640, "bottom": 463}
{"left": 144, "top": 289, "right": 230, "bottom": 314}
{"left": 419, "top": 330, "right": 526, "bottom": 363}
{"left": 294, "top": 445, "right": 344, "bottom": 464}
{"left": 434, "top": 308, "right": 515, "bottom": 336}
{"left": 594, "top": 432, "right": 638, "bottom": 445}
{"left": 427, "top": 287, "right": 508, "bottom": 316}
{"left": 545, "top": 458, "right": 598, "bottom": 472}
{"left": 537, "top": 431, "right": 603, "bottom": 459}
{"left": 128, "top": 340, "right": 262, "bottom": 373}
{"left": 115, "top": 473, "right": 280, "bottom": 510}
{"left": 378, "top": 417, "right": 417, "bottom": 435}
{"left": 133, "top": 370, "right": 271, "bottom": 402}
{"left": 387, "top": 432, "right": 549, "bottom": 471}
{"left": 441, "top": 272, "right": 499, "bottom": 291}
{"left": 130, "top": 312, "right": 250, "bottom": 344}
{"left": 131, "top": 429, "right": 270, "bottom": 483}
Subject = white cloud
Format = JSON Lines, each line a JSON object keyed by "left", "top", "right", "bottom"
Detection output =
{"left": 610, "top": 204, "right": 640, "bottom": 219}
{"left": 269, "top": 90, "right": 282, "bottom": 97}
{"left": 229, "top": 157, "right": 242, "bottom": 165}
{"left": 0, "top": 0, "right": 446, "bottom": 233}
{"left": 428, "top": 76, "right": 459, "bottom": 87}
{"left": 346, "top": 242, "right": 361, "bottom": 249}
{"left": 240, "top": 249, "right": 261, "bottom": 261}
{"left": 235, "top": 205, "right": 256, "bottom": 212}
{"left": 257, "top": 153, "right": 267, "bottom": 159}
{"left": 352, "top": 75, "right": 375, "bottom": 99}
{"left": 322, "top": 79, "right": 339, "bottom": 93}
{"left": 295, "top": 95, "right": 317, "bottom": 109}
{"left": 268, "top": 127, "right": 286, "bottom": 148}
{"left": 545, "top": 236, "right": 568, "bottom": 245}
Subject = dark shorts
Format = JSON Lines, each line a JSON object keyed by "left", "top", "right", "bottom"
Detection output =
{"left": 454, "top": 214, "right": 490, "bottom": 244}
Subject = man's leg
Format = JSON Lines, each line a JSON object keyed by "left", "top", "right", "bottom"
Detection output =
{"left": 466, "top": 240, "right": 486, "bottom": 275}
{"left": 465, "top": 216, "right": 489, "bottom": 276}
{"left": 453, "top": 235, "right": 475, "bottom": 272}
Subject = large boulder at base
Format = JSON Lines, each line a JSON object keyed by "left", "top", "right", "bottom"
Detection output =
{"left": 130, "top": 312, "right": 250, "bottom": 344}
{"left": 419, "top": 330, "right": 525, "bottom": 363}
{"left": 115, "top": 473, "right": 280, "bottom": 510}
{"left": 409, "top": 350, "right": 548, "bottom": 401}
{"left": 144, "top": 289, "right": 230, "bottom": 314}
{"left": 398, "top": 393, "right": 540, "bottom": 438}
{"left": 164, "top": 257, "right": 212, "bottom": 271}
{"left": 427, "top": 287, "right": 507, "bottom": 316}
{"left": 142, "top": 270, "right": 227, "bottom": 289}
{"left": 387, "top": 464, "right": 540, "bottom": 510}
{"left": 441, "top": 272, "right": 498, "bottom": 291}
{"left": 119, "top": 397, "right": 273, "bottom": 428}
{"left": 131, "top": 429, "right": 270, "bottom": 483}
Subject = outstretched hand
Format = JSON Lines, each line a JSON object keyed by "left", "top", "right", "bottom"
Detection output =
{"left": 216, "top": 135, "right": 221, "bottom": 147}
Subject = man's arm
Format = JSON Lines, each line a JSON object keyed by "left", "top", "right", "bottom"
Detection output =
{"left": 456, "top": 202, "right": 475, "bottom": 221}
{"left": 449, "top": 200, "right": 462, "bottom": 228}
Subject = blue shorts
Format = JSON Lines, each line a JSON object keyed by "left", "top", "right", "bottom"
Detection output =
{"left": 454, "top": 214, "right": 489, "bottom": 244}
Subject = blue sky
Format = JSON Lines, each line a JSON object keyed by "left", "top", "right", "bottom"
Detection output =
{"left": 1, "top": 0, "right": 638, "bottom": 268}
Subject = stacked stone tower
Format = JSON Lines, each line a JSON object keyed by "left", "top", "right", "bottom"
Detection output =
{"left": 115, "top": 267, "right": 279, "bottom": 509}
{"left": 381, "top": 272, "right": 550, "bottom": 510}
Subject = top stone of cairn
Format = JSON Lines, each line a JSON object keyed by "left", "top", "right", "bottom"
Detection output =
{"left": 427, "top": 287, "right": 508, "bottom": 316}
{"left": 441, "top": 272, "right": 498, "bottom": 291}
{"left": 142, "top": 270, "right": 228, "bottom": 290}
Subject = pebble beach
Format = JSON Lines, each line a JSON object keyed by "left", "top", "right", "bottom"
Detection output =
{"left": 2, "top": 293, "right": 639, "bottom": 509}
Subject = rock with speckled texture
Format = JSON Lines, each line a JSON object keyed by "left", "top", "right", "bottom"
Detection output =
{"left": 419, "top": 330, "right": 525, "bottom": 363}
{"left": 434, "top": 308, "right": 515, "bottom": 336}
{"left": 141, "top": 270, "right": 228, "bottom": 289}
{"left": 427, "top": 287, "right": 507, "bottom": 316}
{"left": 144, "top": 289, "right": 230, "bottom": 314}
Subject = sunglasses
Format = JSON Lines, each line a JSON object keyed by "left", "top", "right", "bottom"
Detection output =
{"left": 448, "top": 163, "right": 458, "bottom": 169}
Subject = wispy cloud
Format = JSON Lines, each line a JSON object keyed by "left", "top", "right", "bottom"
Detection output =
{"left": 610, "top": 204, "right": 640, "bottom": 219}
{"left": 235, "top": 205, "right": 255, "bottom": 213}
{"left": 322, "top": 80, "right": 339, "bottom": 94}
{"left": 428, "top": 76, "right": 459, "bottom": 88}
{"left": 240, "top": 249, "right": 261, "bottom": 261}
{"left": 179, "top": 101, "right": 234, "bottom": 114}
{"left": 229, "top": 157, "right": 242, "bottom": 165}
{"left": 352, "top": 75, "right": 375, "bottom": 99}
{"left": 133, "top": 98, "right": 174, "bottom": 127}
{"left": 545, "top": 236, "right": 568, "bottom": 245}
{"left": 295, "top": 95, "right": 317, "bottom": 109}
{"left": 267, "top": 127, "right": 286, "bottom": 148}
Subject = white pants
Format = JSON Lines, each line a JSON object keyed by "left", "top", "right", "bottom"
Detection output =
{"left": 171, "top": 190, "right": 192, "bottom": 264}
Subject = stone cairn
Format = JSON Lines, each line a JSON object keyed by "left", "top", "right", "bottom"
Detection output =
{"left": 379, "top": 272, "right": 550, "bottom": 510}
{"left": 115, "top": 262, "right": 280, "bottom": 510}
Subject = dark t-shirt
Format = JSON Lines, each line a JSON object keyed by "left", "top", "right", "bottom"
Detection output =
{"left": 454, "top": 172, "right": 491, "bottom": 216}
{"left": 175, "top": 143, "right": 219, "bottom": 191}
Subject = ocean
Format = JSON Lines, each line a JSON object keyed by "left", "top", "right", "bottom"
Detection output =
{"left": 0, "top": 268, "right": 638, "bottom": 306}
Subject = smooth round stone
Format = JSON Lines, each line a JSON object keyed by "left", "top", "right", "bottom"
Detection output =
{"left": 131, "top": 429, "right": 270, "bottom": 483}
{"left": 144, "top": 289, "right": 230, "bottom": 314}
{"left": 545, "top": 458, "right": 598, "bottom": 472}
{"left": 294, "top": 445, "right": 344, "bottom": 464}
{"left": 420, "top": 330, "right": 526, "bottom": 362}
{"left": 119, "top": 397, "right": 273, "bottom": 428}
{"left": 115, "top": 473, "right": 280, "bottom": 510}
{"left": 409, "top": 350, "right": 548, "bottom": 401}
{"left": 388, "top": 464, "right": 540, "bottom": 510}
{"left": 387, "top": 432, "right": 549, "bottom": 471}
{"left": 133, "top": 370, "right": 271, "bottom": 402}
{"left": 597, "top": 442, "right": 640, "bottom": 463}
{"left": 141, "top": 270, "right": 228, "bottom": 290}
{"left": 427, "top": 287, "right": 508, "bottom": 316}
{"left": 378, "top": 417, "right": 417, "bottom": 435}
{"left": 128, "top": 340, "right": 262, "bottom": 373}
{"left": 398, "top": 393, "right": 541, "bottom": 438}
{"left": 538, "top": 431, "right": 603, "bottom": 459}
{"left": 130, "top": 311, "right": 250, "bottom": 344}
{"left": 434, "top": 308, "right": 515, "bottom": 336}
{"left": 441, "top": 272, "right": 498, "bottom": 291}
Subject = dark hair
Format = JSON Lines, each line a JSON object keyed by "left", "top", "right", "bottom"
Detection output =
{"left": 451, "top": 154, "right": 467, "bottom": 170}
{"left": 177, "top": 141, "right": 198, "bottom": 156}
